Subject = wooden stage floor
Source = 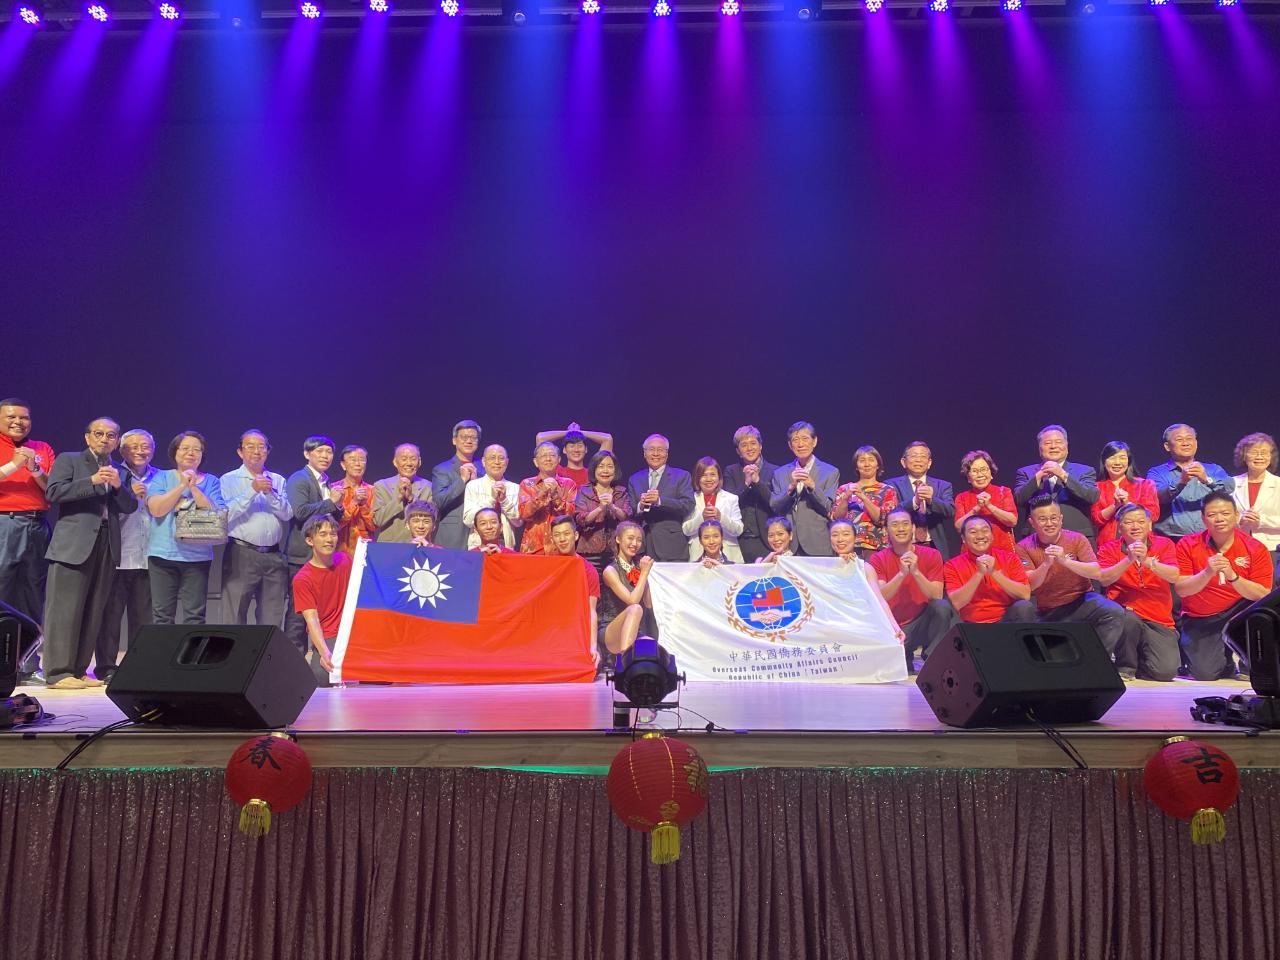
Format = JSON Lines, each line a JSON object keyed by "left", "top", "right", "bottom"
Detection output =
{"left": 5, "top": 677, "right": 1277, "bottom": 771}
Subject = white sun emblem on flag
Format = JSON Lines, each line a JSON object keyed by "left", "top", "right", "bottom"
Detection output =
{"left": 397, "top": 557, "right": 453, "bottom": 609}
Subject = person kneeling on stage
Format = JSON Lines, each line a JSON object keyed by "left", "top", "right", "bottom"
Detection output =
{"left": 1174, "top": 492, "right": 1273, "bottom": 680}
{"left": 830, "top": 518, "right": 907, "bottom": 646}
{"left": 405, "top": 500, "right": 438, "bottom": 546}
{"left": 600, "top": 521, "right": 655, "bottom": 662}
{"left": 866, "top": 507, "right": 956, "bottom": 674}
{"left": 696, "top": 520, "right": 733, "bottom": 566}
{"left": 292, "top": 516, "right": 353, "bottom": 688}
{"left": 470, "top": 507, "right": 517, "bottom": 555}
{"left": 760, "top": 516, "right": 795, "bottom": 563}
{"left": 1016, "top": 495, "right": 1128, "bottom": 668}
{"left": 548, "top": 514, "right": 601, "bottom": 673}
{"left": 944, "top": 516, "right": 1036, "bottom": 624}
{"left": 1096, "top": 503, "right": 1181, "bottom": 682}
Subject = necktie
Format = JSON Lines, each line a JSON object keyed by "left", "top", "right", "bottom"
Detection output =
{"left": 649, "top": 470, "right": 660, "bottom": 490}
{"left": 912, "top": 481, "right": 929, "bottom": 543}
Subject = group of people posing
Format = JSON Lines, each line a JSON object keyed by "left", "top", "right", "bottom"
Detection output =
{"left": 1, "top": 399, "right": 1276, "bottom": 688}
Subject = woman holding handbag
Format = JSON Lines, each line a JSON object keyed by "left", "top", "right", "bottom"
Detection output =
{"left": 146, "top": 430, "right": 227, "bottom": 625}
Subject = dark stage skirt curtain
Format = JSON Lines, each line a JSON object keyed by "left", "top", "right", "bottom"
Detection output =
{"left": 1, "top": 766, "right": 1277, "bottom": 960}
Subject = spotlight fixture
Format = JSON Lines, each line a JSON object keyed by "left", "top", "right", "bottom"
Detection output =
{"left": 581, "top": 0, "right": 599, "bottom": 11}
{"left": 720, "top": 0, "right": 739, "bottom": 13}
{"left": 611, "top": 638, "right": 682, "bottom": 711}
{"left": 16, "top": 2, "right": 43, "bottom": 24}
{"left": 86, "top": 2, "right": 110, "bottom": 20}
{"left": 652, "top": 0, "right": 670, "bottom": 14}
{"left": 863, "top": 0, "right": 882, "bottom": 11}
{"left": 789, "top": 0, "right": 820, "bottom": 19}
{"left": 440, "top": 0, "right": 459, "bottom": 14}
{"left": 1217, "top": 0, "right": 1239, "bottom": 6}
{"left": 928, "top": 0, "right": 949, "bottom": 11}
{"left": 1002, "top": 0, "right": 1022, "bottom": 10}
{"left": 299, "top": 0, "right": 320, "bottom": 14}
{"left": 369, "top": 0, "right": 388, "bottom": 10}
{"left": 1148, "top": 0, "right": 1169, "bottom": 6}
{"left": 158, "top": 1, "right": 180, "bottom": 18}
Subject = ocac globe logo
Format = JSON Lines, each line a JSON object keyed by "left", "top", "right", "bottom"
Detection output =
{"left": 725, "top": 575, "right": 814, "bottom": 641}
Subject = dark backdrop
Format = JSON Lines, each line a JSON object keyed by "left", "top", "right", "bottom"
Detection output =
{"left": 2, "top": 13, "right": 1277, "bottom": 482}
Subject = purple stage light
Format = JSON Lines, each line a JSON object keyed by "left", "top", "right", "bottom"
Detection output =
{"left": 928, "top": 0, "right": 948, "bottom": 10}
{"left": 158, "top": 1, "right": 179, "bottom": 18}
{"left": 18, "top": 3, "right": 42, "bottom": 23}
{"left": 369, "top": 0, "right": 388, "bottom": 10}
{"left": 581, "top": 0, "right": 599, "bottom": 10}
{"left": 864, "top": 0, "right": 882, "bottom": 11}
{"left": 299, "top": 0, "right": 320, "bottom": 15}
{"left": 652, "top": 0, "right": 670, "bottom": 14}
{"left": 1002, "top": 0, "right": 1021, "bottom": 9}
{"left": 1217, "top": 0, "right": 1238, "bottom": 5}
{"left": 440, "top": 0, "right": 459, "bottom": 13}
{"left": 86, "top": 2, "right": 109, "bottom": 20}
{"left": 720, "top": 0, "right": 739, "bottom": 13}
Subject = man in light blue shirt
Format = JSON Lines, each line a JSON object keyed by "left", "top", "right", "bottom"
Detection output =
{"left": 219, "top": 429, "right": 292, "bottom": 627}
{"left": 1146, "top": 423, "right": 1235, "bottom": 540}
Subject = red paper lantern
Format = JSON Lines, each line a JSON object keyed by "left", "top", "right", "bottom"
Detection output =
{"left": 224, "top": 734, "right": 313, "bottom": 838}
{"left": 1144, "top": 736, "right": 1240, "bottom": 845}
{"left": 606, "top": 733, "right": 710, "bottom": 864}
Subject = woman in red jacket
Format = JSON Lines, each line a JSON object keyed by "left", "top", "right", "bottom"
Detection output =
{"left": 1092, "top": 440, "right": 1159, "bottom": 544}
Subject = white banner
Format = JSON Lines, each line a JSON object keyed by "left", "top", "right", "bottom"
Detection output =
{"left": 647, "top": 556, "right": 907, "bottom": 684}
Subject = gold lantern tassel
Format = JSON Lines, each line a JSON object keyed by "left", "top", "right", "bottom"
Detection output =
{"left": 239, "top": 799, "right": 273, "bottom": 838}
{"left": 650, "top": 822, "right": 680, "bottom": 865}
{"left": 1189, "top": 808, "right": 1225, "bottom": 845}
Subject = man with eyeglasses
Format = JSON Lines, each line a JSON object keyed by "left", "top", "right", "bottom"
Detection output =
{"left": 0, "top": 397, "right": 55, "bottom": 627}
{"left": 41, "top": 418, "right": 138, "bottom": 689}
{"left": 626, "top": 434, "right": 695, "bottom": 562}
{"left": 220, "top": 430, "right": 293, "bottom": 628}
{"left": 432, "top": 420, "right": 483, "bottom": 550}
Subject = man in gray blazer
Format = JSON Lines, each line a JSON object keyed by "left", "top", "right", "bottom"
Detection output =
{"left": 627, "top": 434, "right": 696, "bottom": 562}
{"left": 1012, "top": 424, "right": 1099, "bottom": 540}
{"left": 372, "top": 442, "right": 433, "bottom": 542}
{"left": 41, "top": 417, "right": 138, "bottom": 689}
{"left": 284, "top": 436, "right": 343, "bottom": 655}
{"left": 431, "top": 420, "right": 482, "bottom": 550}
{"left": 723, "top": 425, "right": 780, "bottom": 562}
{"left": 769, "top": 421, "right": 840, "bottom": 556}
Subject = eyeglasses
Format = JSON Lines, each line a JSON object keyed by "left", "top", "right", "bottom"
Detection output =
{"left": 241, "top": 443, "right": 269, "bottom": 452}
{"left": 90, "top": 430, "right": 119, "bottom": 440}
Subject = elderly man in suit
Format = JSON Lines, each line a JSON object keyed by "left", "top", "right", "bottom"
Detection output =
{"left": 283, "top": 436, "right": 343, "bottom": 656}
{"left": 769, "top": 421, "right": 840, "bottom": 557}
{"left": 627, "top": 434, "right": 696, "bottom": 562}
{"left": 1013, "top": 424, "right": 1099, "bottom": 540}
{"left": 372, "top": 442, "right": 433, "bottom": 543}
{"left": 723, "top": 425, "right": 780, "bottom": 562}
{"left": 431, "top": 420, "right": 482, "bottom": 550}
{"left": 41, "top": 417, "right": 138, "bottom": 689}
{"left": 885, "top": 440, "right": 957, "bottom": 560}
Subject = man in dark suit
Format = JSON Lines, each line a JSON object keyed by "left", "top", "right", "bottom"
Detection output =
{"left": 1013, "top": 424, "right": 1099, "bottom": 540}
{"left": 769, "top": 421, "right": 840, "bottom": 556}
{"left": 885, "top": 441, "right": 957, "bottom": 560}
{"left": 431, "top": 420, "right": 482, "bottom": 551}
{"left": 284, "top": 436, "right": 343, "bottom": 656}
{"left": 627, "top": 434, "right": 695, "bottom": 562}
{"left": 723, "top": 425, "right": 779, "bottom": 563}
{"left": 41, "top": 417, "right": 138, "bottom": 689}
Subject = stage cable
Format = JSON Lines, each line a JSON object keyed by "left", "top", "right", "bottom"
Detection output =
{"left": 54, "top": 711, "right": 156, "bottom": 771}
{"left": 1025, "top": 708, "right": 1088, "bottom": 770}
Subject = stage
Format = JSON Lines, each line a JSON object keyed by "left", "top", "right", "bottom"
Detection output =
{"left": 5, "top": 677, "right": 1277, "bottom": 771}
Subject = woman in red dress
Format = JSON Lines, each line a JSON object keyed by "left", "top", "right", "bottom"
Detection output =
{"left": 1091, "top": 440, "right": 1159, "bottom": 544}
{"left": 953, "top": 450, "right": 1018, "bottom": 552}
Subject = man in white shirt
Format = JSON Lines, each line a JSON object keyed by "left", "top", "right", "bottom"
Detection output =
{"left": 220, "top": 430, "right": 293, "bottom": 627}
{"left": 95, "top": 428, "right": 157, "bottom": 683}
{"left": 462, "top": 445, "right": 523, "bottom": 550}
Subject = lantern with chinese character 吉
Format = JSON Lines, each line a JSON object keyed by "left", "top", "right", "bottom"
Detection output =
{"left": 606, "top": 732, "right": 710, "bottom": 865}
{"left": 224, "top": 734, "right": 313, "bottom": 838}
{"left": 1143, "top": 736, "right": 1240, "bottom": 845}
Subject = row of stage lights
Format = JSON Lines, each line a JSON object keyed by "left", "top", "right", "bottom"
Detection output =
{"left": 9, "top": 0, "right": 1244, "bottom": 23}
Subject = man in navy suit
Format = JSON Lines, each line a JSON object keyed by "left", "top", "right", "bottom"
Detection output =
{"left": 1013, "top": 424, "right": 1099, "bottom": 540}
{"left": 41, "top": 417, "right": 138, "bottom": 689}
{"left": 723, "top": 425, "right": 779, "bottom": 562}
{"left": 284, "top": 436, "right": 343, "bottom": 655}
{"left": 769, "top": 421, "right": 840, "bottom": 557}
{"left": 627, "top": 434, "right": 695, "bottom": 562}
{"left": 431, "top": 420, "right": 482, "bottom": 551}
{"left": 885, "top": 441, "right": 957, "bottom": 560}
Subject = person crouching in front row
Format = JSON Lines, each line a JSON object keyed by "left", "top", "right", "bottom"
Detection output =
{"left": 292, "top": 516, "right": 352, "bottom": 688}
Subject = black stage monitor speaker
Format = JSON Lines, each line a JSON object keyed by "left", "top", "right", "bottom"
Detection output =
{"left": 916, "top": 621, "right": 1125, "bottom": 728}
{"left": 0, "top": 615, "right": 19, "bottom": 699}
{"left": 107, "top": 625, "right": 317, "bottom": 728}
{"left": 1225, "top": 586, "right": 1280, "bottom": 698}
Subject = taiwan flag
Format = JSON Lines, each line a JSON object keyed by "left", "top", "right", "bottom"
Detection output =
{"left": 331, "top": 541, "right": 595, "bottom": 684}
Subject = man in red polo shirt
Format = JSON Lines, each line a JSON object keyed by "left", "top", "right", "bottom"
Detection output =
{"left": 293, "top": 516, "right": 353, "bottom": 688}
{"left": 0, "top": 398, "right": 56, "bottom": 628}
{"left": 1016, "top": 495, "right": 1129, "bottom": 670}
{"left": 944, "top": 516, "right": 1036, "bottom": 624}
{"left": 1097, "top": 503, "right": 1181, "bottom": 681}
{"left": 1175, "top": 491, "right": 1273, "bottom": 680}
{"left": 869, "top": 505, "right": 956, "bottom": 673}
{"left": 548, "top": 514, "right": 602, "bottom": 674}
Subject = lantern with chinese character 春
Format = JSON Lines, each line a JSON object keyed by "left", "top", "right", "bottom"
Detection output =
{"left": 606, "top": 732, "right": 709, "bottom": 864}
{"left": 224, "top": 734, "right": 313, "bottom": 837}
{"left": 1143, "top": 736, "right": 1240, "bottom": 845}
